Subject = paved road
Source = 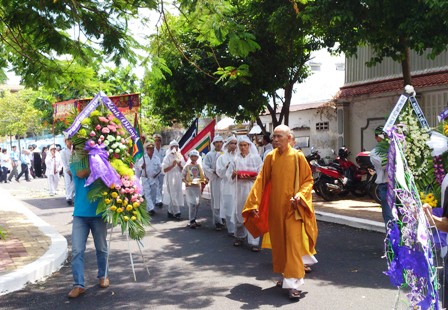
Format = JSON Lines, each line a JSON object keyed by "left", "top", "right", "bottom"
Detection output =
{"left": 0, "top": 179, "right": 401, "bottom": 309}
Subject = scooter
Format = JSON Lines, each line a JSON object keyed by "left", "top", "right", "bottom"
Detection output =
{"left": 312, "top": 147, "right": 374, "bottom": 201}
{"left": 306, "top": 147, "right": 326, "bottom": 196}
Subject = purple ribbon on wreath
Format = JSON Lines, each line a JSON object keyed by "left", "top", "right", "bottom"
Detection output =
{"left": 84, "top": 141, "right": 122, "bottom": 188}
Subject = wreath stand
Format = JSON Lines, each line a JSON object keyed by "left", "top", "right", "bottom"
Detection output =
{"left": 104, "top": 224, "right": 151, "bottom": 281}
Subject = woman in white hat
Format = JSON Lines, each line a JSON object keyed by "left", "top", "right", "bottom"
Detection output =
{"left": 161, "top": 140, "right": 185, "bottom": 220}
{"left": 45, "top": 144, "right": 63, "bottom": 196}
{"left": 226, "top": 135, "right": 263, "bottom": 251}
{"left": 216, "top": 135, "right": 238, "bottom": 235}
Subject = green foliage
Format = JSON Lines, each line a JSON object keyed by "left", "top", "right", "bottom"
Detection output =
{"left": 143, "top": 0, "right": 322, "bottom": 126}
{"left": 0, "top": 226, "right": 6, "bottom": 240}
{"left": 304, "top": 0, "right": 448, "bottom": 71}
{"left": 0, "top": 90, "right": 45, "bottom": 138}
{"left": 0, "top": 0, "right": 157, "bottom": 89}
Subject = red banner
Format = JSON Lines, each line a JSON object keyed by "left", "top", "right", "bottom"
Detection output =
{"left": 53, "top": 93, "right": 140, "bottom": 120}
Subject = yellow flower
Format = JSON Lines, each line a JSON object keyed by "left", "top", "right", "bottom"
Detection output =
{"left": 132, "top": 211, "right": 138, "bottom": 215}
{"left": 131, "top": 216, "right": 136, "bottom": 221}
{"left": 133, "top": 202, "right": 140, "bottom": 208}
{"left": 111, "top": 192, "right": 118, "bottom": 198}
{"left": 102, "top": 192, "right": 108, "bottom": 196}
{"left": 123, "top": 216, "right": 129, "bottom": 222}
{"left": 426, "top": 193, "right": 434, "bottom": 201}
{"left": 117, "top": 207, "right": 123, "bottom": 213}
{"left": 110, "top": 205, "right": 117, "bottom": 211}
{"left": 116, "top": 199, "right": 122, "bottom": 204}
{"left": 126, "top": 205, "right": 133, "bottom": 211}
{"left": 104, "top": 199, "right": 111, "bottom": 204}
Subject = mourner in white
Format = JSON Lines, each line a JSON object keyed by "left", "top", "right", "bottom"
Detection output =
{"left": 153, "top": 133, "right": 166, "bottom": 208}
{"left": 135, "top": 140, "right": 162, "bottom": 216}
{"left": 61, "top": 138, "right": 75, "bottom": 205}
{"left": 182, "top": 149, "right": 207, "bottom": 229}
{"left": 162, "top": 140, "right": 185, "bottom": 220}
{"left": 202, "top": 135, "right": 225, "bottom": 230}
{"left": 45, "top": 144, "right": 63, "bottom": 196}
{"left": 216, "top": 135, "right": 238, "bottom": 235}
{"left": 226, "top": 135, "right": 263, "bottom": 251}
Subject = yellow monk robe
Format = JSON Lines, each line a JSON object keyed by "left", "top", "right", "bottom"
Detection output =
{"left": 243, "top": 145, "right": 317, "bottom": 279}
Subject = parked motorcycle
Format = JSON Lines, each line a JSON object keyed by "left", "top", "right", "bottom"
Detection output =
{"left": 312, "top": 147, "right": 375, "bottom": 201}
{"left": 306, "top": 147, "right": 326, "bottom": 196}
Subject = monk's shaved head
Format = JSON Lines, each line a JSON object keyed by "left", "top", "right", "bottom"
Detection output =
{"left": 273, "top": 125, "right": 292, "bottom": 153}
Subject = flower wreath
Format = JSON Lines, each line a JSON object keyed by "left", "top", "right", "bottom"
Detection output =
{"left": 67, "top": 98, "right": 150, "bottom": 241}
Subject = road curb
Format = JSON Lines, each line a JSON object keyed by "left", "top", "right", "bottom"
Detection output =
{"left": 315, "top": 210, "right": 385, "bottom": 233}
{"left": 0, "top": 189, "right": 68, "bottom": 296}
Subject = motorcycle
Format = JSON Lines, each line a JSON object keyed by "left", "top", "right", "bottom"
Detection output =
{"left": 312, "top": 147, "right": 375, "bottom": 201}
{"left": 305, "top": 147, "right": 326, "bottom": 196}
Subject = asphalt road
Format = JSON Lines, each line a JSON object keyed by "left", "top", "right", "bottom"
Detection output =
{"left": 0, "top": 178, "right": 403, "bottom": 310}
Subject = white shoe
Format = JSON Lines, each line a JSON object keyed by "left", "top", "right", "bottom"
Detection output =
{"left": 49, "top": 192, "right": 55, "bottom": 196}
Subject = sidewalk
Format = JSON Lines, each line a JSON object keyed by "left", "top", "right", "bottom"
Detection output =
{"left": 0, "top": 187, "right": 67, "bottom": 295}
{"left": 0, "top": 183, "right": 383, "bottom": 296}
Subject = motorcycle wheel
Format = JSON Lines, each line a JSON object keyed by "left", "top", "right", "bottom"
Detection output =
{"left": 351, "top": 187, "right": 367, "bottom": 197}
{"left": 316, "top": 177, "right": 338, "bottom": 201}
{"left": 313, "top": 176, "right": 322, "bottom": 197}
{"left": 369, "top": 183, "right": 381, "bottom": 204}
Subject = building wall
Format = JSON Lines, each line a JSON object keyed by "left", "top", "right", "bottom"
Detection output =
{"left": 258, "top": 105, "right": 338, "bottom": 162}
{"left": 345, "top": 46, "right": 448, "bottom": 85}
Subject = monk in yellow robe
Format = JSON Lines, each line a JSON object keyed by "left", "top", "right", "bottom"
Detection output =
{"left": 243, "top": 125, "right": 318, "bottom": 300}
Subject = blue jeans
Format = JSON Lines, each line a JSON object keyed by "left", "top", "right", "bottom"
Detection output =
{"left": 378, "top": 183, "right": 394, "bottom": 228}
{"left": 71, "top": 216, "right": 108, "bottom": 288}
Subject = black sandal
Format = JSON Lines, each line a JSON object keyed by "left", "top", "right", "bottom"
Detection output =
{"left": 288, "top": 289, "right": 302, "bottom": 301}
{"left": 251, "top": 246, "right": 260, "bottom": 252}
{"left": 304, "top": 265, "right": 312, "bottom": 273}
{"left": 275, "top": 280, "right": 283, "bottom": 288}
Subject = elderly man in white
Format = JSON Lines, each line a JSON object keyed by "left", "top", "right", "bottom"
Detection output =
{"left": 216, "top": 135, "right": 238, "bottom": 235}
{"left": 45, "top": 144, "right": 63, "bottom": 196}
{"left": 61, "top": 138, "right": 74, "bottom": 205}
{"left": 153, "top": 133, "right": 166, "bottom": 208}
{"left": 136, "top": 140, "right": 161, "bottom": 216}
{"left": 161, "top": 140, "right": 185, "bottom": 220}
{"left": 202, "top": 135, "right": 225, "bottom": 230}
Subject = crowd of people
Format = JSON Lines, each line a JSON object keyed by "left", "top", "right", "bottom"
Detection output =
{"left": 131, "top": 126, "right": 317, "bottom": 301}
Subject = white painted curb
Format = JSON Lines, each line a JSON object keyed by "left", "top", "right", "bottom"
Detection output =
{"left": 315, "top": 210, "right": 385, "bottom": 233}
{"left": 0, "top": 189, "right": 68, "bottom": 295}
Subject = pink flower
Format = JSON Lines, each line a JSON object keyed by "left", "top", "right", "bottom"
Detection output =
{"left": 89, "top": 131, "right": 96, "bottom": 137}
{"left": 108, "top": 114, "right": 114, "bottom": 121}
{"left": 100, "top": 135, "right": 105, "bottom": 140}
{"left": 139, "top": 198, "right": 144, "bottom": 203}
{"left": 120, "top": 189, "right": 125, "bottom": 194}
{"left": 118, "top": 131, "right": 125, "bottom": 136}
{"left": 99, "top": 116, "right": 109, "bottom": 123}
{"left": 98, "top": 140, "right": 102, "bottom": 145}
{"left": 113, "top": 153, "right": 120, "bottom": 159}
{"left": 121, "top": 138, "right": 125, "bottom": 144}
{"left": 101, "top": 127, "right": 110, "bottom": 134}
{"left": 129, "top": 188, "right": 135, "bottom": 194}
{"left": 107, "top": 124, "right": 117, "bottom": 132}
{"left": 89, "top": 140, "right": 96, "bottom": 146}
{"left": 131, "top": 197, "right": 137, "bottom": 202}
{"left": 95, "top": 124, "right": 101, "bottom": 130}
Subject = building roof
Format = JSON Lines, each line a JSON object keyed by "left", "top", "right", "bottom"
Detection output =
{"left": 338, "top": 70, "right": 448, "bottom": 99}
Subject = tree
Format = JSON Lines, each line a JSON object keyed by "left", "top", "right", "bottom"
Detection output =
{"left": 144, "top": 0, "right": 321, "bottom": 129}
{"left": 304, "top": 0, "right": 448, "bottom": 85}
{"left": 0, "top": 90, "right": 45, "bottom": 141}
{"left": 0, "top": 0, "right": 157, "bottom": 89}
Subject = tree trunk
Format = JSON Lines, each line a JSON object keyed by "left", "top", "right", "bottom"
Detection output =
{"left": 399, "top": 40, "right": 412, "bottom": 86}
{"left": 255, "top": 117, "right": 267, "bottom": 135}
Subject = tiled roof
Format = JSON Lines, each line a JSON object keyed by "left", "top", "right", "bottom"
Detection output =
{"left": 338, "top": 71, "right": 448, "bottom": 99}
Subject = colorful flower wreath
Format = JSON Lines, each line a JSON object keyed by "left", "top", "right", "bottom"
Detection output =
{"left": 68, "top": 108, "right": 150, "bottom": 240}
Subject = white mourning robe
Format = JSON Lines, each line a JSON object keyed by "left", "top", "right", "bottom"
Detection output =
{"left": 136, "top": 154, "right": 162, "bottom": 211}
{"left": 161, "top": 151, "right": 185, "bottom": 214}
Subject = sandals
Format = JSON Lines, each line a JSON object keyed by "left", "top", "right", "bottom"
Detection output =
{"left": 304, "top": 265, "right": 312, "bottom": 273}
{"left": 233, "top": 239, "right": 243, "bottom": 247}
{"left": 276, "top": 280, "right": 283, "bottom": 288}
{"left": 251, "top": 246, "right": 260, "bottom": 252}
{"left": 288, "top": 289, "right": 302, "bottom": 301}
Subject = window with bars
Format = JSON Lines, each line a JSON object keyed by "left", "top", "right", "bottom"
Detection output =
{"left": 316, "top": 122, "right": 329, "bottom": 131}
